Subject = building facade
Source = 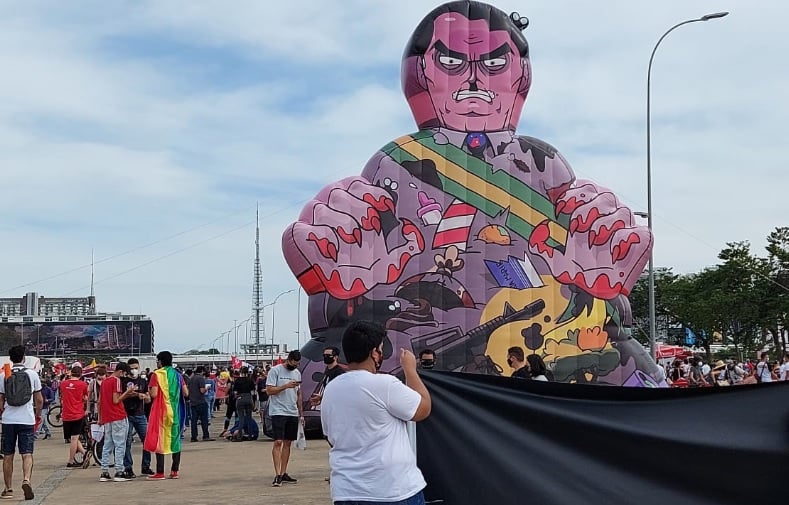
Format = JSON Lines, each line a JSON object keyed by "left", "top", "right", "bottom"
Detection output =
{"left": 0, "top": 292, "right": 96, "bottom": 317}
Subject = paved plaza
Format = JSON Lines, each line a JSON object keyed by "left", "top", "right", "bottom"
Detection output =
{"left": 9, "top": 422, "right": 332, "bottom": 505}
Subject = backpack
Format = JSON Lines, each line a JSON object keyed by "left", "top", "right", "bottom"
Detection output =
{"left": 4, "top": 367, "right": 32, "bottom": 407}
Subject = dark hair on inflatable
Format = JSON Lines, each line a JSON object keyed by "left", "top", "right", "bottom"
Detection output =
{"left": 404, "top": 1, "right": 529, "bottom": 59}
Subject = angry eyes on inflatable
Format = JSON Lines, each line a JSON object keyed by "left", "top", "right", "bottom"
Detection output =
{"left": 283, "top": 1, "right": 662, "bottom": 395}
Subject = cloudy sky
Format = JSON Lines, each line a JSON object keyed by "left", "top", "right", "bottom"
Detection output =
{"left": 0, "top": 1, "right": 784, "bottom": 353}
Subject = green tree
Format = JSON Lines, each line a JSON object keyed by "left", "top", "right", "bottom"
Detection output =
{"left": 763, "top": 227, "right": 789, "bottom": 355}
{"left": 629, "top": 267, "right": 678, "bottom": 346}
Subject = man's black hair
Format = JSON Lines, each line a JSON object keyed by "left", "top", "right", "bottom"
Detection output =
{"left": 8, "top": 345, "right": 25, "bottom": 364}
{"left": 405, "top": 1, "right": 529, "bottom": 59}
{"left": 115, "top": 362, "right": 131, "bottom": 374}
{"left": 507, "top": 346, "right": 525, "bottom": 362}
{"left": 157, "top": 351, "right": 173, "bottom": 367}
{"left": 343, "top": 321, "right": 386, "bottom": 364}
{"left": 127, "top": 357, "right": 139, "bottom": 366}
{"left": 419, "top": 349, "right": 435, "bottom": 360}
{"left": 195, "top": 366, "right": 205, "bottom": 375}
{"left": 287, "top": 350, "right": 302, "bottom": 362}
{"left": 324, "top": 346, "right": 341, "bottom": 357}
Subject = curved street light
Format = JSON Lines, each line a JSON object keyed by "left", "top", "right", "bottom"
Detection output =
{"left": 646, "top": 11, "right": 729, "bottom": 360}
{"left": 268, "top": 289, "right": 295, "bottom": 358}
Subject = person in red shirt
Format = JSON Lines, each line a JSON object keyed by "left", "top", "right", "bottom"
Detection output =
{"left": 97, "top": 363, "right": 136, "bottom": 482}
{"left": 60, "top": 365, "right": 89, "bottom": 468}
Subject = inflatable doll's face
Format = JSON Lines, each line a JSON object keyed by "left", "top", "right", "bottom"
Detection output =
{"left": 420, "top": 13, "right": 530, "bottom": 132}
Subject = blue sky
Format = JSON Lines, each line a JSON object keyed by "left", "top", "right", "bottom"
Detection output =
{"left": 1, "top": 0, "right": 787, "bottom": 353}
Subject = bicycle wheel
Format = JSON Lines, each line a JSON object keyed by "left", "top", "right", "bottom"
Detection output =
{"left": 47, "top": 405, "right": 63, "bottom": 428}
{"left": 92, "top": 439, "right": 103, "bottom": 464}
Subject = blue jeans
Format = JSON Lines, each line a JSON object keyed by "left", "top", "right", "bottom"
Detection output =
{"left": 37, "top": 407, "right": 51, "bottom": 436}
{"left": 101, "top": 418, "right": 128, "bottom": 472}
{"left": 190, "top": 403, "right": 210, "bottom": 440}
{"left": 334, "top": 491, "right": 425, "bottom": 505}
{"left": 123, "top": 415, "right": 151, "bottom": 471}
{"left": 207, "top": 397, "right": 215, "bottom": 417}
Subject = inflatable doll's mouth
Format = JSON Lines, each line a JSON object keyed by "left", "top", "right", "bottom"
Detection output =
{"left": 452, "top": 89, "right": 495, "bottom": 103}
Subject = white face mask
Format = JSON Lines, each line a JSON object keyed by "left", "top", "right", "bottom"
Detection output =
{"left": 130, "top": 369, "right": 140, "bottom": 378}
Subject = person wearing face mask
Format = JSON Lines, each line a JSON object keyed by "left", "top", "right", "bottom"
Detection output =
{"left": 418, "top": 349, "right": 436, "bottom": 370}
{"left": 506, "top": 347, "right": 530, "bottom": 379}
{"left": 121, "top": 358, "right": 152, "bottom": 478}
{"left": 309, "top": 347, "right": 345, "bottom": 409}
{"left": 265, "top": 350, "right": 303, "bottom": 487}
{"left": 321, "top": 320, "right": 431, "bottom": 504}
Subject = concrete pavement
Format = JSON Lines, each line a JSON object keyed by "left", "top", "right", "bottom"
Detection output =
{"left": 6, "top": 420, "right": 332, "bottom": 505}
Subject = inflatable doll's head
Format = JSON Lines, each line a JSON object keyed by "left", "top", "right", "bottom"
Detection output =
{"left": 402, "top": 1, "right": 531, "bottom": 132}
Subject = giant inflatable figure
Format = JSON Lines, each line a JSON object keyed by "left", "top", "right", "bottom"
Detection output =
{"left": 283, "top": 1, "right": 663, "bottom": 403}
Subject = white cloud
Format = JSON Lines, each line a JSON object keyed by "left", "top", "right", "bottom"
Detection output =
{"left": 0, "top": 1, "right": 787, "bottom": 353}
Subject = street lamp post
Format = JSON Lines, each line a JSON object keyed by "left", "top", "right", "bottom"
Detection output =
{"left": 269, "top": 289, "right": 295, "bottom": 363}
{"left": 646, "top": 11, "right": 728, "bottom": 360}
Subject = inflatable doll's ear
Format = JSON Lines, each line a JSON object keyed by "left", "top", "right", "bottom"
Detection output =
{"left": 510, "top": 12, "right": 529, "bottom": 30}
{"left": 416, "top": 56, "right": 429, "bottom": 90}
{"left": 517, "top": 57, "right": 532, "bottom": 95}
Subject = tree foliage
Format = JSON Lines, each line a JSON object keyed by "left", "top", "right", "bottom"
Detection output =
{"left": 629, "top": 228, "right": 789, "bottom": 361}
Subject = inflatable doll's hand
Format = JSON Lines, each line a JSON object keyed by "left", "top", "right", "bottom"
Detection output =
{"left": 528, "top": 180, "right": 652, "bottom": 299}
{"left": 283, "top": 177, "right": 424, "bottom": 300}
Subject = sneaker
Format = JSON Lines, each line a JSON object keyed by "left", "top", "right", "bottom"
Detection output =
{"left": 272, "top": 475, "right": 282, "bottom": 487}
{"left": 99, "top": 472, "right": 112, "bottom": 482}
{"left": 141, "top": 467, "right": 155, "bottom": 476}
{"left": 190, "top": 438, "right": 198, "bottom": 442}
{"left": 0, "top": 489, "right": 12, "bottom": 499}
{"left": 113, "top": 472, "right": 129, "bottom": 482}
{"left": 146, "top": 473, "right": 166, "bottom": 481}
{"left": 202, "top": 437, "right": 214, "bottom": 441}
{"left": 168, "top": 471, "right": 179, "bottom": 480}
{"left": 281, "top": 473, "right": 297, "bottom": 484}
{"left": 124, "top": 469, "right": 137, "bottom": 479}
{"left": 21, "top": 481, "right": 33, "bottom": 501}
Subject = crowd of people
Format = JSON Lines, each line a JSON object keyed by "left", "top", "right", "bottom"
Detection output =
{"left": 664, "top": 352, "right": 789, "bottom": 387}
{"left": 0, "top": 334, "right": 786, "bottom": 504}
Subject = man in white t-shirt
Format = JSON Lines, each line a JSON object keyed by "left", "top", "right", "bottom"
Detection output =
{"left": 756, "top": 354, "right": 772, "bottom": 383}
{"left": 321, "top": 321, "right": 431, "bottom": 505}
{"left": 779, "top": 353, "right": 789, "bottom": 381}
{"left": 0, "top": 345, "right": 43, "bottom": 501}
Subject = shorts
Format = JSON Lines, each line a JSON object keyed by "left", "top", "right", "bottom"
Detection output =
{"left": 63, "top": 418, "right": 85, "bottom": 439}
{"left": 1, "top": 424, "right": 35, "bottom": 455}
{"left": 271, "top": 415, "right": 299, "bottom": 441}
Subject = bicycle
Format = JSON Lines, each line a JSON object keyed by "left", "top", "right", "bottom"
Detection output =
{"left": 72, "top": 416, "right": 103, "bottom": 468}
{"left": 47, "top": 404, "right": 63, "bottom": 428}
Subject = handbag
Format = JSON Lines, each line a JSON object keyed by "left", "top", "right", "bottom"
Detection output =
{"left": 90, "top": 423, "right": 105, "bottom": 442}
{"left": 295, "top": 423, "right": 307, "bottom": 450}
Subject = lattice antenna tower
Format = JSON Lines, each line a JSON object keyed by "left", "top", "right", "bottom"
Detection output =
{"left": 252, "top": 203, "right": 265, "bottom": 349}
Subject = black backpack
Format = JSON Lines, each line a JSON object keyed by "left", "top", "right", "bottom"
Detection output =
{"left": 4, "top": 367, "right": 32, "bottom": 407}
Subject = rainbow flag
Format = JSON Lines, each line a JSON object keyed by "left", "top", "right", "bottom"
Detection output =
{"left": 143, "top": 366, "right": 186, "bottom": 455}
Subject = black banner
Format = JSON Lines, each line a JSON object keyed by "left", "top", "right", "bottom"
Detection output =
{"left": 417, "top": 372, "right": 789, "bottom": 505}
